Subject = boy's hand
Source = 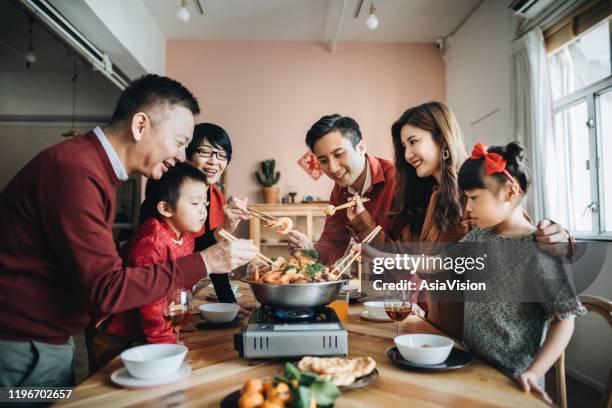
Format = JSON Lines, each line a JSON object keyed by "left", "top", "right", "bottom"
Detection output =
{"left": 517, "top": 369, "right": 552, "bottom": 405}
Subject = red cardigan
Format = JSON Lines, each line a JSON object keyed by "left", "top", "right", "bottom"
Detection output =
{"left": 315, "top": 154, "right": 396, "bottom": 265}
{"left": 0, "top": 131, "right": 206, "bottom": 344}
{"left": 105, "top": 218, "right": 196, "bottom": 343}
{"left": 207, "top": 183, "right": 226, "bottom": 231}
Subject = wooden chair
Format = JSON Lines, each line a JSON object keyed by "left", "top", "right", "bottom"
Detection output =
{"left": 555, "top": 295, "right": 612, "bottom": 408}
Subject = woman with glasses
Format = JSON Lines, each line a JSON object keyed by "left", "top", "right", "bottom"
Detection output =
{"left": 186, "top": 123, "right": 252, "bottom": 304}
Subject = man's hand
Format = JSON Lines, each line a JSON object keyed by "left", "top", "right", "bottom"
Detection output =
{"left": 287, "top": 230, "right": 314, "bottom": 257}
{"left": 517, "top": 369, "right": 552, "bottom": 405}
{"left": 346, "top": 193, "right": 366, "bottom": 221}
{"left": 238, "top": 300, "right": 260, "bottom": 315}
{"left": 201, "top": 239, "right": 258, "bottom": 274}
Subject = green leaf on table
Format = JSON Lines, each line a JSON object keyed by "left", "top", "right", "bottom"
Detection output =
{"left": 310, "top": 380, "right": 341, "bottom": 406}
{"left": 299, "top": 371, "right": 318, "bottom": 387}
{"left": 294, "top": 385, "right": 313, "bottom": 408}
{"left": 285, "top": 362, "right": 302, "bottom": 381}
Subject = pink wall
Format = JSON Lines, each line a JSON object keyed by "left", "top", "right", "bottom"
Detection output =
{"left": 167, "top": 41, "right": 445, "bottom": 203}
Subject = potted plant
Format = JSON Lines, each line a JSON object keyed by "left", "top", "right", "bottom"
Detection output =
{"left": 255, "top": 159, "right": 281, "bottom": 204}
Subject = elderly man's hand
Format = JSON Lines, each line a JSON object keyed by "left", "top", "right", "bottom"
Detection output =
{"left": 201, "top": 239, "right": 258, "bottom": 274}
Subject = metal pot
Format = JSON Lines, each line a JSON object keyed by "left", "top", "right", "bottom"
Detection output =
{"left": 241, "top": 278, "right": 347, "bottom": 308}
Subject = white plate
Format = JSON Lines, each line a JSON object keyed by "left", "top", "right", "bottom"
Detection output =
{"left": 111, "top": 362, "right": 191, "bottom": 389}
{"left": 360, "top": 310, "right": 392, "bottom": 322}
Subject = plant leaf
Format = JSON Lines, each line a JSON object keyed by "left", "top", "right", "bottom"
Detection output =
{"left": 310, "top": 380, "right": 341, "bottom": 406}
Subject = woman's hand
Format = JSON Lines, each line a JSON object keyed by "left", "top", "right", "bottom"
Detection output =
{"left": 535, "top": 218, "right": 572, "bottom": 257}
{"left": 222, "top": 196, "right": 251, "bottom": 233}
{"left": 346, "top": 193, "right": 366, "bottom": 221}
{"left": 287, "top": 229, "right": 315, "bottom": 257}
{"left": 516, "top": 369, "right": 552, "bottom": 405}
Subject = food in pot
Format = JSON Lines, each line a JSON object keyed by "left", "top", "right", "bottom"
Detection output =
{"left": 246, "top": 255, "right": 341, "bottom": 284}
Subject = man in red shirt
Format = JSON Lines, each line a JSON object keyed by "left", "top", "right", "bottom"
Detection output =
{"left": 288, "top": 114, "right": 396, "bottom": 265}
{"left": 0, "top": 75, "right": 257, "bottom": 386}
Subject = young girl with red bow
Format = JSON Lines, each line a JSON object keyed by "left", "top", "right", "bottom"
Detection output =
{"left": 456, "top": 141, "right": 585, "bottom": 403}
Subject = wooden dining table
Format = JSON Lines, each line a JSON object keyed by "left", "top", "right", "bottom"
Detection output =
{"left": 56, "top": 282, "right": 548, "bottom": 407}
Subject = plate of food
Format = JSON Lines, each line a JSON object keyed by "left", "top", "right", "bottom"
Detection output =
{"left": 296, "top": 356, "right": 378, "bottom": 390}
{"left": 220, "top": 362, "right": 341, "bottom": 408}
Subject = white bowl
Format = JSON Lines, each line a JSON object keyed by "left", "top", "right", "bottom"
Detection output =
{"left": 207, "top": 283, "right": 239, "bottom": 296}
{"left": 120, "top": 344, "right": 187, "bottom": 380}
{"left": 394, "top": 334, "right": 454, "bottom": 365}
{"left": 199, "top": 303, "right": 240, "bottom": 323}
{"left": 343, "top": 282, "right": 360, "bottom": 293}
{"left": 363, "top": 301, "right": 388, "bottom": 320}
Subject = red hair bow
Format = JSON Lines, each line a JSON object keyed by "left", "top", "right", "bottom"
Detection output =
{"left": 470, "top": 143, "right": 522, "bottom": 191}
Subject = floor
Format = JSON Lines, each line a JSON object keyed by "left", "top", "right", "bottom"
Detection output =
{"left": 74, "top": 333, "right": 604, "bottom": 407}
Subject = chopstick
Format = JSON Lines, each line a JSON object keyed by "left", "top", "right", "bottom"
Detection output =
{"left": 217, "top": 229, "right": 274, "bottom": 264}
{"left": 247, "top": 207, "right": 281, "bottom": 223}
{"left": 333, "top": 197, "right": 371, "bottom": 211}
{"left": 333, "top": 225, "right": 382, "bottom": 276}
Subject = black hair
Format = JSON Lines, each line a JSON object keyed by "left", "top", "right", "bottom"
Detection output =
{"left": 305, "top": 114, "right": 362, "bottom": 151}
{"left": 139, "top": 162, "right": 208, "bottom": 224}
{"left": 186, "top": 123, "right": 233, "bottom": 162}
{"left": 459, "top": 142, "right": 531, "bottom": 193}
{"left": 110, "top": 74, "right": 200, "bottom": 125}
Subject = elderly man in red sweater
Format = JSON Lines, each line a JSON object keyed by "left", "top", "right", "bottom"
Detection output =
{"left": 288, "top": 114, "right": 396, "bottom": 265}
{"left": 0, "top": 75, "right": 257, "bottom": 387}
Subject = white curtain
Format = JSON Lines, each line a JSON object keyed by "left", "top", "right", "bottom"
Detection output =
{"left": 510, "top": 28, "right": 571, "bottom": 226}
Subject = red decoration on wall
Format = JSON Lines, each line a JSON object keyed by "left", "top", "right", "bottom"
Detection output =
{"left": 298, "top": 150, "right": 323, "bottom": 180}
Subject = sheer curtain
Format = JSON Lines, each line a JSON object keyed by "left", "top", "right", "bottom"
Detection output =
{"left": 511, "top": 28, "right": 571, "bottom": 226}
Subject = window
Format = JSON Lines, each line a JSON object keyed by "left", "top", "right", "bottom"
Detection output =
{"left": 548, "top": 19, "right": 612, "bottom": 238}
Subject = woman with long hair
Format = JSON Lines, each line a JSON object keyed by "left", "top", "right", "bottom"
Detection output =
{"left": 349, "top": 101, "right": 571, "bottom": 339}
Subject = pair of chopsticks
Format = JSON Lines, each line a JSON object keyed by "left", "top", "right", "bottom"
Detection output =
{"left": 332, "top": 225, "right": 383, "bottom": 277}
{"left": 247, "top": 207, "right": 281, "bottom": 224}
{"left": 217, "top": 229, "right": 274, "bottom": 265}
{"left": 333, "top": 197, "right": 371, "bottom": 211}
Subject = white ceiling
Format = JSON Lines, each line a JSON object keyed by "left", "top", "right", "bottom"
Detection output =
{"left": 144, "top": 0, "right": 483, "bottom": 43}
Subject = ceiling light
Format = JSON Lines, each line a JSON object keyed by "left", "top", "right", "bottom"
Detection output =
{"left": 26, "top": 17, "right": 36, "bottom": 68}
{"left": 366, "top": 3, "right": 379, "bottom": 30}
{"left": 176, "top": 0, "right": 190, "bottom": 23}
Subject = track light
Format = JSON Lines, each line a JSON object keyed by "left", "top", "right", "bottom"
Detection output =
{"left": 366, "top": 3, "right": 379, "bottom": 30}
{"left": 176, "top": 0, "right": 190, "bottom": 23}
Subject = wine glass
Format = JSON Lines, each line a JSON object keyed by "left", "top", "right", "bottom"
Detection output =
{"left": 384, "top": 289, "right": 412, "bottom": 337}
{"left": 162, "top": 289, "right": 193, "bottom": 345}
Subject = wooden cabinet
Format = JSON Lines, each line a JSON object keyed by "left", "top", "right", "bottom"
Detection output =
{"left": 249, "top": 203, "right": 328, "bottom": 259}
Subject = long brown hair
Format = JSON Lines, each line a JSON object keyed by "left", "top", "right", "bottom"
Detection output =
{"left": 391, "top": 101, "right": 467, "bottom": 234}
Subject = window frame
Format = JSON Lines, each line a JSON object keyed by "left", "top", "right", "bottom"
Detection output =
{"left": 550, "top": 20, "right": 612, "bottom": 240}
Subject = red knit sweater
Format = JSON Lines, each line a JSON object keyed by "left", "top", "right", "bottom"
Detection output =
{"left": 315, "top": 155, "right": 396, "bottom": 265}
{"left": 0, "top": 131, "right": 206, "bottom": 344}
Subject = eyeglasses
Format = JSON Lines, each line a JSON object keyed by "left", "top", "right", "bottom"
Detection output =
{"left": 196, "top": 149, "right": 228, "bottom": 161}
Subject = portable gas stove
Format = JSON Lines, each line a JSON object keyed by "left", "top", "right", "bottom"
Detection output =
{"left": 234, "top": 306, "right": 348, "bottom": 359}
